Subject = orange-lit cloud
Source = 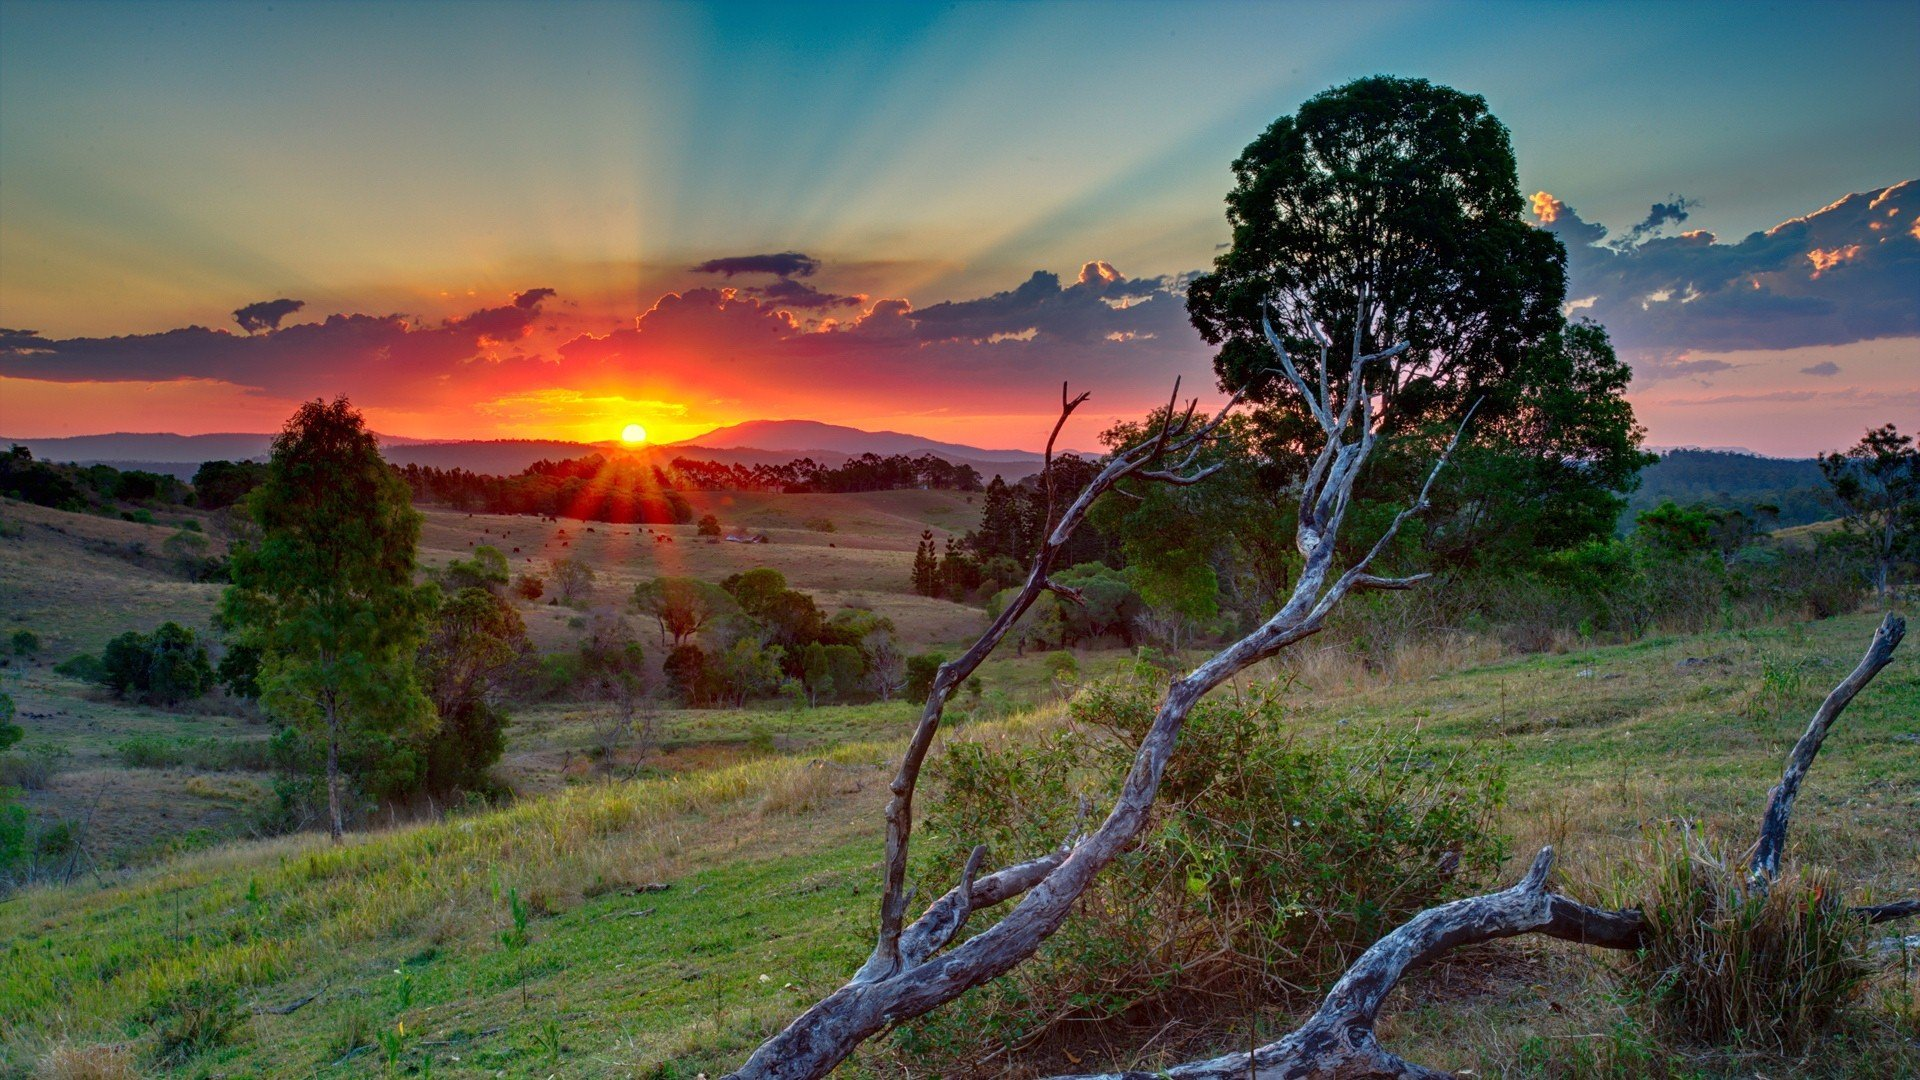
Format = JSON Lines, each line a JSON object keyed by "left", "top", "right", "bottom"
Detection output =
{"left": 1530, "top": 191, "right": 1563, "bottom": 223}
{"left": 1806, "top": 244, "right": 1861, "bottom": 278}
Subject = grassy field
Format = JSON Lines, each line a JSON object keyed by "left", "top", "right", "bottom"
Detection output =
{"left": 3, "top": 610, "right": 1914, "bottom": 1078}
{"left": 0, "top": 490, "right": 998, "bottom": 866}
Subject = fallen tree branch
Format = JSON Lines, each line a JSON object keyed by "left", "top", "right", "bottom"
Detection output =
{"left": 1048, "top": 613, "right": 1914, "bottom": 1079}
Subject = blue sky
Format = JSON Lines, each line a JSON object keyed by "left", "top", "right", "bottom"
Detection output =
{"left": 0, "top": 0, "right": 1915, "bottom": 450}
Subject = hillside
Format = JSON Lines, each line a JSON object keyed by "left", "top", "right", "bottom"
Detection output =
{"left": 3, "top": 612, "right": 1913, "bottom": 1076}
{"left": 1626, "top": 448, "right": 1831, "bottom": 528}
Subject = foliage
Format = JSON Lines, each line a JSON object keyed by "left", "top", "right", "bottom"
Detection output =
{"left": 221, "top": 397, "right": 435, "bottom": 838}
{"left": 0, "top": 691, "right": 22, "bottom": 878}
{"left": 633, "top": 576, "right": 735, "bottom": 646}
{"left": 190, "top": 459, "right": 268, "bottom": 510}
{"left": 10, "top": 629, "right": 39, "bottom": 656}
{"left": 907, "top": 677, "right": 1509, "bottom": 1063}
{"left": 1627, "top": 448, "right": 1830, "bottom": 530}
{"left": 904, "top": 652, "right": 946, "bottom": 702}
{"left": 550, "top": 556, "right": 596, "bottom": 606}
{"left": 512, "top": 572, "right": 545, "bottom": 601}
{"left": 1186, "top": 76, "right": 1647, "bottom": 573}
{"left": 579, "top": 613, "right": 653, "bottom": 763}
{"left": 441, "top": 544, "right": 509, "bottom": 592}
{"left": 416, "top": 587, "right": 529, "bottom": 797}
{"left": 99, "top": 622, "right": 215, "bottom": 706}
{"left": 697, "top": 513, "right": 722, "bottom": 537}
{"left": 965, "top": 459, "right": 1118, "bottom": 571}
{"left": 1819, "top": 422, "right": 1919, "bottom": 596}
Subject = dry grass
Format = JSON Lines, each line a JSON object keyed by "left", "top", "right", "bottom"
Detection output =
{"left": 33, "top": 1042, "right": 136, "bottom": 1080}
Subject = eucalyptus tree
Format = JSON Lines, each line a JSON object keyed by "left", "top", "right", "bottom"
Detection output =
{"left": 222, "top": 397, "right": 435, "bottom": 841}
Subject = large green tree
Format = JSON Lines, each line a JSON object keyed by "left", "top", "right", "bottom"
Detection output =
{"left": 1187, "top": 76, "right": 1647, "bottom": 567}
{"left": 222, "top": 397, "right": 435, "bottom": 841}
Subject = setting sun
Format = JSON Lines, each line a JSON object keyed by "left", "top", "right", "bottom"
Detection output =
{"left": 621, "top": 423, "right": 647, "bottom": 444}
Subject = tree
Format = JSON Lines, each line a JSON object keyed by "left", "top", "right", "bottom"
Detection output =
{"left": 442, "top": 544, "right": 509, "bottom": 593}
{"left": 1820, "top": 423, "right": 1919, "bottom": 598}
{"left": 911, "top": 531, "right": 939, "bottom": 597}
{"left": 697, "top": 513, "right": 723, "bottom": 537}
{"left": 632, "top": 577, "right": 734, "bottom": 646}
{"left": 550, "top": 557, "right": 596, "bottom": 606}
{"left": 100, "top": 622, "right": 215, "bottom": 706}
{"left": 222, "top": 397, "right": 434, "bottom": 841}
{"left": 1186, "top": 75, "right": 1646, "bottom": 568}
{"left": 416, "top": 587, "right": 528, "bottom": 797}
{"left": 580, "top": 613, "right": 651, "bottom": 767}
{"left": 190, "top": 459, "right": 267, "bottom": 510}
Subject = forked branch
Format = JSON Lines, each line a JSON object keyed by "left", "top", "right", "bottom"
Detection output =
{"left": 725, "top": 292, "right": 1477, "bottom": 1080}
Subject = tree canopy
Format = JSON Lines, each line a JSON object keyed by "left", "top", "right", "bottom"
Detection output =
{"left": 222, "top": 397, "right": 435, "bottom": 839}
{"left": 1187, "top": 75, "right": 1648, "bottom": 568}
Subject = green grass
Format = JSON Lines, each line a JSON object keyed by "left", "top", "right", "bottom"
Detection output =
{"left": 5, "top": 613, "right": 1915, "bottom": 1076}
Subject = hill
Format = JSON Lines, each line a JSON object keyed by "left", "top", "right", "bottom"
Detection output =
{"left": 674, "top": 418, "right": 1047, "bottom": 460}
{"left": 1625, "top": 448, "right": 1831, "bottom": 529}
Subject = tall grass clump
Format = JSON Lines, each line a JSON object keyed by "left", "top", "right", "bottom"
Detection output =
{"left": 898, "top": 674, "right": 1509, "bottom": 1068}
{"left": 1627, "top": 832, "right": 1871, "bottom": 1053}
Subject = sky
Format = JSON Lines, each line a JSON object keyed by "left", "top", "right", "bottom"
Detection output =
{"left": 0, "top": 0, "right": 1915, "bottom": 455}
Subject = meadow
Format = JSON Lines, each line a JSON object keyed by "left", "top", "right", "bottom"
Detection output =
{"left": 1, "top": 492, "right": 1915, "bottom": 1078}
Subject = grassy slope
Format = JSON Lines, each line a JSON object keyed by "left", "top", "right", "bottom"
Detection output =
{"left": 0, "top": 492, "right": 992, "bottom": 863}
{"left": 5, "top": 612, "right": 1915, "bottom": 1078}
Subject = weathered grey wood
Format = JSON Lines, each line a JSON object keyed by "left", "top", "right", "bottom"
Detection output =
{"left": 724, "top": 291, "right": 1480, "bottom": 1080}
{"left": 1749, "top": 613, "right": 1906, "bottom": 889}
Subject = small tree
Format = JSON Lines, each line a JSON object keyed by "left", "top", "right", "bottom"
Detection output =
{"left": 697, "top": 513, "right": 723, "bottom": 538}
{"left": 442, "top": 544, "right": 509, "bottom": 593}
{"left": 580, "top": 613, "right": 651, "bottom": 767}
{"left": 416, "top": 587, "right": 528, "bottom": 797}
{"left": 1820, "top": 423, "right": 1918, "bottom": 598}
{"left": 904, "top": 652, "right": 946, "bottom": 702}
{"left": 911, "top": 531, "right": 939, "bottom": 596}
{"left": 633, "top": 577, "right": 735, "bottom": 646}
{"left": 222, "top": 397, "right": 434, "bottom": 841}
{"left": 550, "top": 557, "right": 596, "bottom": 606}
{"left": 101, "top": 622, "right": 215, "bottom": 706}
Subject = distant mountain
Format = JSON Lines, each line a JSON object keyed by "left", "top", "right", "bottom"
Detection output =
{"left": 674, "top": 419, "right": 1051, "bottom": 462}
{"left": 1625, "top": 448, "right": 1831, "bottom": 529}
{"left": 6, "top": 420, "right": 1055, "bottom": 482}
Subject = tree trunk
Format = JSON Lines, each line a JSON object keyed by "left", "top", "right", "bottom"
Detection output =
{"left": 325, "top": 702, "right": 344, "bottom": 843}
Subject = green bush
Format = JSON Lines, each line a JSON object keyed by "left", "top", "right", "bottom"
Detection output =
{"left": 901, "top": 677, "right": 1509, "bottom": 1065}
{"left": 905, "top": 652, "right": 946, "bottom": 701}
{"left": 101, "top": 622, "right": 215, "bottom": 705}
{"left": 8, "top": 629, "right": 38, "bottom": 656}
{"left": 53, "top": 652, "right": 107, "bottom": 684}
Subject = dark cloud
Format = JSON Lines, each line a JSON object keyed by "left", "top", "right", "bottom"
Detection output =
{"left": 1540, "top": 179, "right": 1919, "bottom": 362}
{"left": 907, "top": 262, "right": 1180, "bottom": 345}
{"left": 0, "top": 289, "right": 561, "bottom": 401}
{"left": 1801, "top": 360, "right": 1842, "bottom": 377}
{"left": 512, "top": 287, "right": 556, "bottom": 309}
{"left": 753, "top": 278, "right": 864, "bottom": 310}
{"left": 690, "top": 252, "right": 820, "bottom": 278}
{"left": 232, "top": 298, "right": 305, "bottom": 334}
{"left": 1612, "top": 196, "right": 1697, "bottom": 249}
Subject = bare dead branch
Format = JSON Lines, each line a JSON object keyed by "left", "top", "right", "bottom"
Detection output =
{"left": 1749, "top": 612, "right": 1907, "bottom": 890}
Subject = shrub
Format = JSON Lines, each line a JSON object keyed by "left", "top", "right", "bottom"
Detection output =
{"left": 902, "top": 677, "right": 1508, "bottom": 1065}
{"left": 114, "top": 736, "right": 273, "bottom": 771}
{"left": 53, "top": 653, "right": 106, "bottom": 684}
{"left": 0, "top": 743, "right": 70, "bottom": 789}
{"left": 905, "top": 652, "right": 946, "bottom": 701}
{"left": 100, "top": 623, "right": 215, "bottom": 705}
{"left": 803, "top": 516, "right": 836, "bottom": 533}
{"left": 513, "top": 573, "right": 545, "bottom": 601}
{"left": 697, "top": 513, "right": 722, "bottom": 537}
{"left": 1626, "top": 834, "right": 1870, "bottom": 1052}
{"left": 9, "top": 629, "right": 38, "bottom": 656}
